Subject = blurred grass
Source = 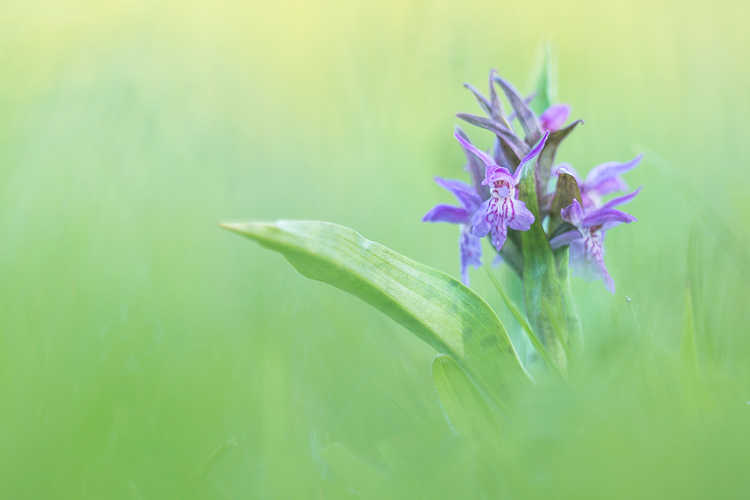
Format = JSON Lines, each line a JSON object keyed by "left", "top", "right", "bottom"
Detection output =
{"left": 1, "top": 0, "right": 749, "bottom": 498}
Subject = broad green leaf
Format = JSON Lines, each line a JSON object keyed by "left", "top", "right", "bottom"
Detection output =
{"left": 431, "top": 355, "right": 499, "bottom": 438}
{"left": 517, "top": 163, "right": 569, "bottom": 374}
{"left": 221, "top": 221, "right": 531, "bottom": 404}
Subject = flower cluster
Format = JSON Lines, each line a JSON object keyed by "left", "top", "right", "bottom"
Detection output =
{"left": 423, "top": 69, "right": 641, "bottom": 293}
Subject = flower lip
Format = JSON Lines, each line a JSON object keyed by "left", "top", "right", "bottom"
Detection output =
{"left": 483, "top": 167, "right": 514, "bottom": 186}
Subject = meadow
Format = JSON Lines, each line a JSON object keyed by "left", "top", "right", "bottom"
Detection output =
{"left": 1, "top": 0, "right": 749, "bottom": 498}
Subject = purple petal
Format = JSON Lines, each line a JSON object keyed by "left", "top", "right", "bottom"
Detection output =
{"left": 483, "top": 166, "right": 514, "bottom": 186}
{"left": 568, "top": 238, "right": 616, "bottom": 294}
{"left": 456, "top": 127, "right": 491, "bottom": 199}
{"left": 513, "top": 131, "right": 550, "bottom": 183}
{"left": 459, "top": 225, "right": 483, "bottom": 286}
{"left": 470, "top": 199, "right": 492, "bottom": 237}
{"left": 601, "top": 187, "right": 642, "bottom": 210}
{"left": 454, "top": 131, "right": 496, "bottom": 170}
{"left": 584, "top": 154, "right": 643, "bottom": 194}
{"left": 589, "top": 177, "right": 629, "bottom": 197}
{"left": 490, "top": 223, "right": 508, "bottom": 252}
{"left": 422, "top": 204, "right": 469, "bottom": 224}
{"left": 507, "top": 198, "right": 535, "bottom": 231}
{"left": 549, "top": 229, "right": 582, "bottom": 249}
{"left": 560, "top": 200, "right": 584, "bottom": 227}
{"left": 434, "top": 177, "right": 481, "bottom": 212}
{"left": 491, "top": 253, "right": 504, "bottom": 267}
{"left": 539, "top": 104, "right": 571, "bottom": 132}
{"left": 581, "top": 208, "right": 636, "bottom": 229}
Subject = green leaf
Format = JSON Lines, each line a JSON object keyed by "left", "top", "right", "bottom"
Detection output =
{"left": 431, "top": 355, "right": 499, "bottom": 438}
{"left": 554, "top": 247, "right": 584, "bottom": 364}
{"left": 517, "top": 163, "right": 569, "bottom": 374}
{"left": 221, "top": 220, "right": 531, "bottom": 404}
{"left": 681, "top": 280, "right": 698, "bottom": 372}
{"left": 530, "top": 40, "right": 557, "bottom": 115}
{"left": 483, "top": 266, "right": 561, "bottom": 377}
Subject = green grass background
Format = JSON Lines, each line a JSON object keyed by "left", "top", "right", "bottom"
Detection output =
{"left": 1, "top": 0, "right": 749, "bottom": 497}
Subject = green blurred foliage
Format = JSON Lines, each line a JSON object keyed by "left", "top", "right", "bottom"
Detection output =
{"left": 0, "top": 0, "right": 749, "bottom": 498}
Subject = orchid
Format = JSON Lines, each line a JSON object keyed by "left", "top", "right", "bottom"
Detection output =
{"left": 454, "top": 130, "right": 549, "bottom": 253}
{"left": 550, "top": 189, "right": 640, "bottom": 293}
{"left": 422, "top": 177, "right": 483, "bottom": 285}
{"left": 552, "top": 155, "right": 643, "bottom": 210}
{"left": 539, "top": 103, "right": 571, "bottom": 133}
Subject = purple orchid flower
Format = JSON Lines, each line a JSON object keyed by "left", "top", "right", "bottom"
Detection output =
{"left": 422, "top": 177, "right": 483, "bottom": 285}
{"left": 539, "top": 103, "right": 571, "bottom": 133}
{"left": 549, "top": 189, "right": 640, "bottom": 293}
{"left": 454, "top": 131, "right": 550, "bottom": 252}
{"left": 552, "top": 154, "right": 643, "bottom": 210}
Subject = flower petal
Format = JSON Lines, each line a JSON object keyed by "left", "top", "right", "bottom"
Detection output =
{"left": 490, "top": 223, "right": 508, "bottom": 252}
{"left": 584, "top": 154, "right": 643, "bottom": 194}
{"left": 549, "top": 229, "right": 582, "bottom": 249}
{"left": 456, "top": 127, "right": 491, "bottom": 200}
{"left": 560, "top": 199, "right": 584, "bottom": 227}
{"left": 601, "top": 186, "right": 642, "bottom": 210}
{"left": 454, "top": 131, "right": 496, "bottom": 170}
{"left": 507, "top": 198, "right": 535, "bottom": 231}
{"left": 470, "top": 199, "right": 492, "bottom": 237}
{"left": 483, "top": 166, "right": 514, "bottom": 186}
{"left": 422, "top": 204, "right": 469, "bottom": 224}
{"left": 539, "top": 103, "right": 571, "bottom": 132}
{"left": 581, "top": 208, "right": 636, "bottom": 228}
{"left": 491, "top": 253, "right": 504, "bottom": 267}
{"left": 434, "top": 177, "right": 481, "bottom": 212}
{"left": 568, "top": 235, "right": 616, "bottom": 294}
{"left": 459, "top": 225, "right": 483, "bottom": 285}
{"left": 513, "top": 131, "right": 550, "bottom": 184}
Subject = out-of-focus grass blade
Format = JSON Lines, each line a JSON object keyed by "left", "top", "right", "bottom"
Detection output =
{"left": 529, "top": 40, "right": 557, "bottom": 115}
{"left": 431, "top": 355, "right": 499, "bottom": 437}
{"left": 681, "top": 281, "right": 698, "bottom": 372}
{"left": 178, "top": 438, "right": 237, "bottom": 499}
{"left": 483, "top": 265, "right": 561, "bottom": 377}
{"left": 318, "top": 442, "right": 387, "bottom": 495}
{"left": 640, "top": 146, "right": 750, "bottom": 279}
{"left": 220, "top": 221, "right": 531, "bottom": 404}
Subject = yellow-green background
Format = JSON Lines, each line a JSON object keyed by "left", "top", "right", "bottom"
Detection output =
{"left": 2, "top": 0, "right": 749, "bottom": 498}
